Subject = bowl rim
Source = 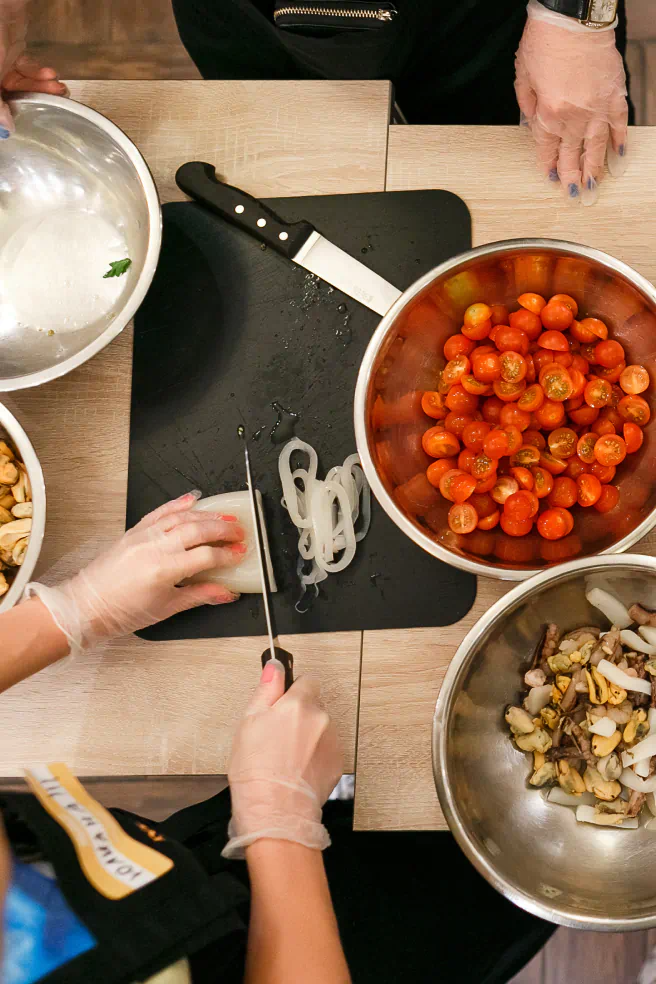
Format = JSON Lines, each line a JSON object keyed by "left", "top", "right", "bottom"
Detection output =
{"left": 0, "top": 402, "right": 46, "bottom": 613}
{"left": 1, "top": 92, "right": 162, "bottom": 392}
{"left": 433, "top": 552, "right": 656, "bottom": 931}
{"left": 353, "top": 237, "right": 656, "bottom": 581}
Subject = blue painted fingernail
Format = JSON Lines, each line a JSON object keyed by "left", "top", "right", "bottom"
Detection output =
{"left": 519, "top": 112, "right": 530, "bottom": 128}
{"left": 619, "top": 144, "right": 626, "bottom": 157}
{"left": 568, "top": 183, "right": 579, "bottom": 199}
{"left": 549, "top": 168, "right": 559, "bottom": 182}
{"left": 587, "top": 177, "right": 595, "bottom": 190}
{"left": 0, "top": 127, "right": 10, "bottom": 140}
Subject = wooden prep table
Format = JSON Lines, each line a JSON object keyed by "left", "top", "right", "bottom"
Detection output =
{"left": 2, "top": 80, "right": 656, "bottom": 833}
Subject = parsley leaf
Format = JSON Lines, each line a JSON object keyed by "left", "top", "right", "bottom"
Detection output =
{"left": 103, "top": 258, "right": 132, "bottom": 279}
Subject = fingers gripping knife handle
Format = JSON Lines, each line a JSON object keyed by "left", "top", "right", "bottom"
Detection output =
{"left": 262, "top": 646, "right": 294, "bottom": 692}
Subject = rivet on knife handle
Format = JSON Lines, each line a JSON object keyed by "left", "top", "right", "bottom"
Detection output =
{"left": 175, "top": 161, "right": 316, "bottom": 261}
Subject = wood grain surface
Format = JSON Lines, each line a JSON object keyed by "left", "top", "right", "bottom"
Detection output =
{"left": 0, "top": 80, "right": 392, "bottom": 779}
{"left": 354, "top": 124, "right": 656, "bottom": 832}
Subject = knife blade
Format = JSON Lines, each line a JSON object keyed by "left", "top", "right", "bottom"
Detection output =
{"left": 176, "top": 161, "right": 403, "bottom": 317}
{"left": 244, "top": 443, "right": 294, "bottom": 691}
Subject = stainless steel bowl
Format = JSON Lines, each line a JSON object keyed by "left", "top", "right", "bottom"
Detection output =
{"left": 354, "top": 239, "right": 656, "bottom": 580}
{"left": 0, "top": 93, "right": 161, "bottom": 390}
{"left": 433, "top": 554, "right": 656, "bottom": 931}
{"left": 0, "top": 403, "right": 45, "bottom": 612}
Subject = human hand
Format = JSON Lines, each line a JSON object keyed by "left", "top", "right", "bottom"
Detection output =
{"left": 25, "top": 491, "right": 246, "bottom": 656}
{"left": 223, "top": 660, "right": 342, "bottom": 859}
{"left": 515, "top": 0, "right": 628, "bottom": 206}
{"left": 0, "top": 1, "right": 66, "bottom": 137}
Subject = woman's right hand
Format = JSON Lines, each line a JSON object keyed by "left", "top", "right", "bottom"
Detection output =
{"left": 223, "top": 660, "right": 343, "bottom": 859}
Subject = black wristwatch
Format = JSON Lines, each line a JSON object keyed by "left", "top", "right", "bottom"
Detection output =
{"left": 536, "top": 0, "right": 618, "bottom": 28}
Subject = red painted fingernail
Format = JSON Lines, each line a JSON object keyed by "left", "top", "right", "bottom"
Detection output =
{"left": 232, "top": 542, "right": 247, "bottom": 555}
{"left": 219, "top": 514, "right": 238, "bottom": 521}
{"left": 261, "top": 661, "right": 277, "bottom": 683}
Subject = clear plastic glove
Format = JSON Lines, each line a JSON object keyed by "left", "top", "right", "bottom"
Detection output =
{"left": 223, "top": 659, "right": 343, "bottom": 859}
{"left": 515, "top": 0, "right": 628, "bottom": 205}
{"left": 0, "top": 0, "right": 66, "bottom": 138}
{"left": 25, "top": 491, "right": 246, "bottom": 657}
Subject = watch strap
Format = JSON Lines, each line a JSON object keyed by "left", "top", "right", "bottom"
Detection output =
{"left": 536, "top": 0, "right": 618, "bottom": 24}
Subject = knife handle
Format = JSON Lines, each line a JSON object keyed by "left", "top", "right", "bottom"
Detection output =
{"left": 262, "top": 646, "right": 294, "bottom": 693}
{"left": 176, "top": 162, "right": 315, "bottom": 261}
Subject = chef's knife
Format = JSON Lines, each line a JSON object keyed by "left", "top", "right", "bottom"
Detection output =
{"left": 244, "top": 443, "right": 294, "bottom": 692}
{"left": 176, "top": 161, "right": 402, "bottom": 317}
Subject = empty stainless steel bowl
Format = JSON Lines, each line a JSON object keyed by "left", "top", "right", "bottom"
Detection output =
{"left": 354, "top": 240, "right": 656, "bottom": 579}
{"left": 0, "top": 93, "right": 161, "bottom": 390}
{"left": 433, "top": 554, "right": 656, "bottom": 930}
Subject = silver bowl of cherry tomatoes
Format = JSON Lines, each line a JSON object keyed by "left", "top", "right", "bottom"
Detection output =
{"left": 354, "top": 240, "right": 656, "bottom": 579}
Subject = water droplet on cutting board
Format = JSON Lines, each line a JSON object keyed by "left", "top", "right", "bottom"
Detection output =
{"left": 270, "top": 402, "right": 300, "bottom": 445}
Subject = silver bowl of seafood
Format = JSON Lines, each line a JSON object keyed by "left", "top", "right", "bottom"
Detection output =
{"left": 0, "top": 404, "right": 44, "bottom": 612}
{"left": 434, "top": 554, "right": 656, "bottom": 930}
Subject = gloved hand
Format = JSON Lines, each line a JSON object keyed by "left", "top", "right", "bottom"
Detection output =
{"left": 26, "top": 491, "right": 246, "bottom": 657}
{"left": 223, "top": 660, "right": 342, "bottom": 859}
{"left": 0, "top": 1, "right": 66, "bottom": 137}
{"left": 515, "top": 0, "right": 628, "bottom": 205}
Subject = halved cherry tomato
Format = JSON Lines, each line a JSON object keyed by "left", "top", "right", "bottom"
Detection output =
{"left": 548, "top": 427, "right": 577, "bottom": 459}
{"left": 576, "top": 432, "right": 598, "bottom": 464}
{"left": 538, "top": 451, "right": 568, "bottom": 475}
{"left": 517, "top": 383, "right": 545, "bottom": 413}
{"left": 534, "top": 399, "right": 566, "bottom": 430}
{"left": 550, "top": 293, "right": 578, "bottom": 316}
{"left": 439, "top": 469, "right": 469, "bottom": 502}
{"left": 373, "top": 392, "right": 424, "bottom": 429}
{"left": 472, "top": 350, "right": 502, "bottom": 382}
{"left": 594, "top": 433, "right": 627, "bottom": 466}
{"left": 618, "top": 394, "right": 651, "bottom": 425}
{"left": 541, "top": 301, "right": 574, "bottom": 331}
{"left": 565, "top": 394, "right": 584, "bottom": 412}
{"left": 537, "top": 507, "right": 573, "bottom": 540}
{"left": 578, "top": 317, "right": 608, "bottom": 341}
{"left": 594, "top": 339, "right": 625, "bottom": 368}
{"left": 540, "top": 365, "right": 574, "bottom": 402}
{"left": 594, "top": 361, "right": 626, "bottom": 384}
{"left": 623, "top": 422, "right": 644, "bottom": 454}
{"left": 443, "top": 334, "right": 476, "bottom": 361}
{"left": 495, "top": 325, "right": 530, "bottom": 354}
{"left": 462, "top": 420, "right": 492, "bottom": 452}
{"left": 531, "top": 466, "right": 554, "bottom": 498}
{"left": 499, "top": 404, "right": 531, "bottom": 431}
{"left": 591, "top": 415, "right": 616, "bottom": 436}
{"left": 505, "top": 490, "right": 539, "bottom": 521}
{"left": 571, "top": 354, "right": 589, "bottom": 374}
{"left": 500, "top": 514, "right": 534, "bottom": 537}
{"left": 568, "top": 404, "right": 600, "bottom": 427}
{"left": 458, "top": 448, "right": 476, "bottom": 473}
{"left": 584, "top": 378, "right": 612, "bottom": 408}
{"left": 471, "top": 453, "right": 496, "bottom": 481}
{"left": 577, "top": 473, "right": 602, "bottom": 507}
{"left": 509, "top": 309, "right": 542, "bottom": 341}
{"left": 523, "top": 429, "right": 546, "bottom": 450}
{"left": 499, "top": 351, "right": 527, "bottom": 384}
{"left": 477, "top": 510, "right": 500, "bottom": 530}
{"left": 421, "top": 390, "right": 448, "bottom": 420}
{"left": 589, "top": 461, "right": 616, "bottom": 483}
{"left": 427, "top": 458, "right": 457, "bottom": 488}
{"left": 442, "top": 355, "right": 471, "bottom": 388}
{"left": 594, "top": 485, "right": 620, "bottom": 513}
{"left": 445, "top": 385, "right": 479, "bottom": 414}
{"left": 620, "top": 364, "right": 650, "bottom": 395}
{"left": 464, "top": 303, "right": 492, "bottom": 329}
{"left": 548, "top": 476, "right": 578, "bottom": 509}
{"left": 469, "top": 492, "right": 497, "bottom": 518}
{"left": 493, "top": 378, "right": 526, "bottom": 402}
{"left": 483, "top": 425, "right": 521, "bottom": 459}
{"left": 570, "top": 319, "right": 597, "bottom": 344}
{"left": 460, "top": 374, "right": 493, "bottom": 396}
{"left": 422, "top": 427, "right": 460, "bottom": 458}
{"left": 533, "top": 349, "right": 554, "bottom": 373}
{"left": 510, "top": 445, "right": 541, "bottom": 468}
{"left": 462, "top": 319, "right": 491, "bottom": 341}
{"left": 568, "top": 368, "right": 587, "bottom": 399}
{"left": 580, "top": 343, "right": 598, "bottom": 365}
{"left": 489, "top": 304, "right": 510, "bottom": 326}
{"left": 510, "top": 466, "right": 534, "bottom": 490}
{"left": 491, "top": 475, "right": 519, "bottom": 504}
{"left": 473, "top": 471, "right": 498, "bottom": 493}
{"left": 444, "top": 412, "right": 476, "bottom": 437}
{"left": 540, "top": 533, "right": 582, "bottom": 562}
{"left": 524, "top": 353, "right": 537, "bottom": 383}
{"left": 481, "top": 396, "right": 504, "bottom": 424}
{"left": 448, "top": 502, "right": 478, "bottom": 534}
{"left": 565, "top": 458, "right": 587, "bottom": 480}
{"left": 518, "top": 292, "right": 547, "bottom": 314}
{"left": 538, "top": 330, "right": 570, "bottom": 352}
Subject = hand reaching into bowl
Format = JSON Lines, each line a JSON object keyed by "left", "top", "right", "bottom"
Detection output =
{"left": 0, "top": 0, "right": 66, "bottom": 137}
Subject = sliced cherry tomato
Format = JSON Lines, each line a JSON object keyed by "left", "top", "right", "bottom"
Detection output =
{"left": 568, "top": 404, "right": 600, "bottom": 427}
{"left": 489, "top": 304, "right": 510, "bottom": 326}
{"left": 565, "top": 394, "right": 584, "bottom": 412}
{"left": 510, "top": 445, "right": 541, "bottom": 468}
{"left": 570, "top": 319, "right": 597, "bottom": 344}
{"left": 580, "top": 343, "right": 598, "bottom": 365}
{"left": 548, "top": 427, "right": 577, "bottom": 460}
{"left": 594, "top": 361, "right": 626, "bottom": 384}
{"left": 422, "top": 427, "right": 460, "bottom": 458}
{"left": 460, "top": 374, "right": 493, "bottom": 396}
{"left": 623, "top": 422, "right": 644, "bottom": 454}
{"left": 493, "top": 378, "right": 527, "bottom": 402}
{"left": 549, "top": 293, "right": 578, "bottom": 316}
{"left": 444, "top": 334, "right": 476, "bottom": 361}
{"left": 541, "top": 301, "right": 574, "bottom": 331}
{"left": 464, "top": 303, "right": 492, "bottom": 329}
{"left": 538, "top": 450, "right": 568, "bottom": 475}
{"left": 618, "top": 394, "right": 651, "bottom": 426}
{"left": 495, "top": 325, "right": 530, "bottom": 355}
{"left": 444, "top": 411, "right": 475, "bottom": 437}
{"left": 458, "top": 448, "right": 476, "bottom": 473}
{"left": 491, "top": 475, "right": 519, "bottom": 505}
{"left": 477, "top": 510, "right": 500, "bottom": 531}
{"left": 531, "top": 466, "right": 554, "bottom": 498}
{"left": 426, "top": 458, "right": 458, "bottom": 488}
{"left": 540, "top": 365, "right": 574, "bottom": 402}
{"left": 533, "top": 349, "right": 554, "bottom": 373}
{"left": 568, "top": 368, "right": 587, "bottom": 399}
{"left": 553, "top": 352, "right": 573, "bottom": 369}
{"left": 448, "top": 502, "right": 478, "bottom": 534}
{"left": 576, "top": 473, "right": 602, "bottom": 507}
{"left": 442, "top": 355, "right": 471, "bottom": 388}
{"left": 462, "top": 319, "right": 491, "bottom": 341}
{"left": 594, "top": 340, "right": 625, "bottom": 369}
{"left": 589, "top": 461, "right": 616, "bottom": 483}
{"left": 565, "top": 458, "right": 587, "bottom": 480}
{"left": 445, "top": 385, "right": 479, "bottom": 414}
{"left": 518, "top": 292, "right": 547, "bottom": 315}
{"left": 499, "top": 351, "right": 527, "bottom": 384}
{"left": 439, "top": 468, "right": 469, "bottom": 502}
{"left": 548, "top": 476, "right": 577, "bottom": 509}
{"left": 462, "top": 420, "right": 492, "bottom": 452}
{"left": 538, "top": 330, "right": 570, "bottom": 352}
{"left": 584, "top": 378, "right": 612, "bottom": 408}
{"left": 471, "top": 453, "right": 496, "bottom": 481}
{"left": 471, "top": 344, "right": 496, "bottom": 359}
{"left": 505, "top": 490, "right": 539, "bottom": 521}
{"left": 472, "top": 350, "right": 502, "bottom": 383}
{"left": 510, "top": 466, "right": 534, "bottom": 490}
{"left": 620, "top": 364, "right": 650, "bottom": 395}
{"left": 469, "top": 492, "right": 497, "bottom": 518}
{"left": 421, "top": 390, "right": 448, "bottom": 420}
{"left": 500, "top": 514, "right": 534, "bottom": 537}
{"left": 473, "top": 471, "right": 498, "bottom": 493}
{"left": 509, "top": 308, "right": 543, "bottom": 341}
{"left": 591, "top": 415, "right": 616, "bottom": 436}
{"left": 522, "top": 429, "right": 546, "bottom": 450}
{"left": 524, "top": 353, "right": 537, "bottom": 384}
{"left": 578, "top": 317, "right": 608, "bottom": 341}
{"left": 594, "top": 484, "right": 620, "bottom": 513}
{"left": 517, "top": 383, "right": 545, "bottom": 413}
{"left": 540, "top": 533, "right": 582, "bottom": 562}
{"left": 576, "top": 432, "right": 598, "bottom": 464}
{"left": 481, "top": 396, "right": 504, "bottom": 424}
{"left": 594, "top": 433, "right": 627, "bottom": 466}
{"left": 534, "top": 399, "right": 566, "bottom": 430}
{"left": 537, "top": 507, "right": 573, "bottom": 540}
{"left": 483, "top": 426, "right": 521, "bottom": 459}
{"left": 499, "top": 404, "right": 531, "bottom": 431}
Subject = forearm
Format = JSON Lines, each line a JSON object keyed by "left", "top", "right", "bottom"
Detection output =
{"left": 245, "top": 839, "right": 350, "bottom": 984}
{"left": 0, "top": 597, "right": 69, "bottom": 692}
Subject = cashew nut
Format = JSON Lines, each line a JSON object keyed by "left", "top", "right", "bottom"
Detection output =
{"left": 11, "top": 537, "right": 28, "bottom": 566}
{"left": 11, "top": 502, "right": 32, "bottom": 519}
{"left": 0, "top": 494, "right": 15, "bottom": 511}
{"left": 0, "top": 457, "right": 18, "bottom": 487}
{"left": 0, "top": 442, "right": 14, "bottom": 461}
{"left": 0, "top": 506, "right": 13, "bottom": 525}
{"left": 0, "top": 572, "right": 8, "bottom": 596}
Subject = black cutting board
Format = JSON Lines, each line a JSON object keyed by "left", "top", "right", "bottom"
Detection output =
{"left": 128, "top": 190, "right": 476, "bottom": 640}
